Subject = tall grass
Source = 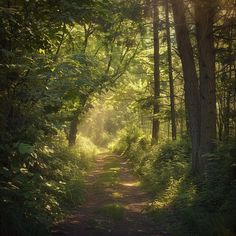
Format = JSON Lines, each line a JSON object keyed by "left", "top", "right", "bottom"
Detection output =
{"left": 111, "top": 126, "right": 236, "bottom": 236}
{"left": 0, "top": 132, "right": 98, "bottom": 236}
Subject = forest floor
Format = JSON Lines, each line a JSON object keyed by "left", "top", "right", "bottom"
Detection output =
{"left": 51, "top": 153, "right": 168, "bottom": 236}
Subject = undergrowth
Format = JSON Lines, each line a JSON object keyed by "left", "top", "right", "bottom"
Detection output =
{"left": 111, "top": 126, "right": 236, "bottom": 236}
{"left": 0, "top": 132, "right": 97, "bottom": 236}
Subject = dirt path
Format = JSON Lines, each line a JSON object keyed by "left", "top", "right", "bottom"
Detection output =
{"left": 51, "top": 153, "right": 166, "bottom": 236}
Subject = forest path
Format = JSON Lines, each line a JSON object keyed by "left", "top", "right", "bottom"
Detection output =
{"left": 52, "top": 153, "right": 166, "bottom": 236}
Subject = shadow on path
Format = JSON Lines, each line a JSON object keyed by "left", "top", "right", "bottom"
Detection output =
{"left": 51, "top": 153, "right": 166, "bottom": 236}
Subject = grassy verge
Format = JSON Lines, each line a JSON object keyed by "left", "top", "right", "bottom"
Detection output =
{"left": 111, "top": 126, "right": 236, "bottom": 236}
{"left": 0, "top": 133, "right": 98, "bottom": 236}
{"left": 97, "top": 203, "right": 125, "bottom": 221}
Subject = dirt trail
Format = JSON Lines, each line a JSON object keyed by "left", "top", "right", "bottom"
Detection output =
{"left": 51, "top": 153, "right": 166, "bottom": 236}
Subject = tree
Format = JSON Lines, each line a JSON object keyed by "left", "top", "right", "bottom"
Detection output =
{"left": 152, "top": 0, "right": 161, "bottom": 144}
{"left": 171, "top": 0, "right": 201, "bottom": 173}
{"left": 195, "top": 0, "right": 217, "bottom": 167}
{"left": 65, "top": 0, "right": 143, "bottom": 146}
{"left": 171, "top": 0, "right": 219, "bottom": 174}
{"left": 165, "top": 0, "right": 177, "bottom": 140}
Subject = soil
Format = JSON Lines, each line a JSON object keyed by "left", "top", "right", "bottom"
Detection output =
{"left": 51, "top": 153, "right": 168, "bottom": 236}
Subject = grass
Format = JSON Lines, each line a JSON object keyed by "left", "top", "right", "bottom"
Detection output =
{"left": 112, "top": 128, "right": 236, "bottom": 236}
{"left": 95, "top": 156, "right": 120, "bottom": 189}
{"left": 111, "top": 191, "right": 123, "bottom": 199}
{"left": 97, "top": 203, "right": 125, "bottom": 221}
{"left": 93, "top": 155, "right": 126, "bottom": 221}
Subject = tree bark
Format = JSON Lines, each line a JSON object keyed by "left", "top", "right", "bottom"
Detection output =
{"left": 68, "top": 115, "right": 79, "bottom": 146}
{"left": 68, "top": 95, "right": 87, "bottom": 147}
{"left": 152, "top": 0, "right": 161, "bottom": 144}
{"left": 217, "top": 94, "right": 223, "bottom": 141}
{"left": 223, "top": 26, "right": 233, "bottom": 140}
{"left": 195, "top": 0, "right": 217, "bottom": 166}
{"left": 165, "top": 0, "right": 177, "bottom": 140}
{"left": 171, "top": 0, "right": 201, "bottom": 173}
{"left": 67, "top": 25, "right": 92, "bottom": 147}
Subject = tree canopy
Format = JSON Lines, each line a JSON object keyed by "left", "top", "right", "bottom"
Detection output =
{"left": 0, "top": 0, "right": 235, "bottom": 235}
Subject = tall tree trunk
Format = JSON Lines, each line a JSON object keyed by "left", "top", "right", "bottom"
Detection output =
{"left": 67, "top": 96, "right": 87, "bottom": 147}
{"left": 68, "top": 116, "right": 79, "bottom": 146}
{"left": 223, "top": 26, "right": 233, "bottom": 140}
{"left": 217, "top": 95, "right": 223, "bottom": 141}
{"left": 165, "top": 0, "right": 176, "bottom": 140}
{"left": 195, "top": 0, "right": 217, "bottom": 167}
{"left": 224, "top": 90, "right": 231, "bottom": 139}
{"left": 152, "top": 0, "right": 161, "bottom": 144}
{"left": 234, "top": 62, "right": 236, "bottom": 139}
{"left": 180, "top": 98, "right": 184, "bottom": 137}
{"left": 168, "top": 119, "right": 170, "bottom": 140}
{"left": 67, "top": 25, "right": 92, "bottom": 147}
{"left": 171, "top": 0, "right": 201, "bottom": 173}
{"left": 144, "top": 0, "right": 152, "bottom": 18}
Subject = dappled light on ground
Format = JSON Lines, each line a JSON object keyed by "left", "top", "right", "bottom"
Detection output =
{"left": 120, "top": 181, "right": 141, "bottom": 187}
{"left": 52, "top": 154, "right": 163, "bottom": 236}
{"left": 111, "top": 192, "right": 123, "bottom": 199}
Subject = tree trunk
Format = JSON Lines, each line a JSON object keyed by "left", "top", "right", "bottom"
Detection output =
{"left": 223, "top": 26, "right": 233, "bottom": 140}
{"left": 171, "top": 0, "right": 201, "bottom": 174}
{"left": 223, "top": 90, "right": 231, "bottom": 139}
{"left": 144, "top": 0, "right": 152, "bottom": 18}
{"left": 68, "top": 115, "right": 79, "bottom": 146}
{"left": 234, "top": 62, "right": 236, "bottom": 139}
{"left": 217, "top": 95, "right": 223, "bottom": 141}
{"left": 67, "top": 25, "right": 92, "bottom": 147}
{"left": 180, "top": 98, "right": 184, "bottom": 137}
{"left": 165, "top": 0, "right": 176, "bottom": 140}
{"left": 152, "top": 0, "right": 161, "bottom": 144}
{"left": 195, "top": 0, "right": 217, "bottom": 167}
{"left": 68, "top": 96, "right": 87, "bottom": 147}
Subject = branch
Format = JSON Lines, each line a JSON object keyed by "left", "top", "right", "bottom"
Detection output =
{"left": 55, "top": 22, "right": 66, "bottom": 56}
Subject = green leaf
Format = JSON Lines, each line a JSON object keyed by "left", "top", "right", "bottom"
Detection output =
{"left": 17, "top": 143, "right": 34, "bottom": 155}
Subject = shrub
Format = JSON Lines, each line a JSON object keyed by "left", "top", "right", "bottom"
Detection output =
{"left": 0, "top": 132, "right": 97, "bottom": 236}
{"left": 110, "top": 125, "right": 149, "bottom": 156}
{"left": 112, "top": 129, "right": 236, "bottom": 236}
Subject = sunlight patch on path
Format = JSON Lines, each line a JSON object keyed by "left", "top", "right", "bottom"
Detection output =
{"left": 111, "top": 191, "right": 123, "bottom": 199}
{"left": 120, "top": 181, "right": 141, "bottom": 187}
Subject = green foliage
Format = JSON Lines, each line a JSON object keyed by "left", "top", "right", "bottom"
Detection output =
{"left": 0, "top": 0, "right": 235, "bottom": 235}
{"left": 112, "top": 130, "right": 236, "bottom": 236}
{"left": 0, "top": 133, "right": 96, "bottom": 236}
{"left": 110, "top": 125, "right": 149, "bottom": 155}
{"left": 112, "top": 128, "right": 189, "bottom": 192}
{"left": 0, "top": 1, "right": 143, "bottom": 234}
{"left": 16, "top": 143, "right": 34, "bottom": 155}
{"left": 97, "top": 203, "right": 125, "bottom": 221}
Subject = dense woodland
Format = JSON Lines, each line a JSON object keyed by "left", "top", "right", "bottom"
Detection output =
{"left": 0, "top": 0, "right": 236, "bottom": 235}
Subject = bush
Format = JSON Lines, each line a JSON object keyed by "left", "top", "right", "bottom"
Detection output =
{"left": 0, "top": 132, "right": 97, "bottom": 236}
{"left": 112, "top": 129, "right": 236, "bottom": 236}
{"left": 110, "top": 125, "right": 149, "bottom": 155}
